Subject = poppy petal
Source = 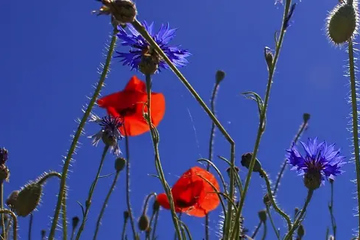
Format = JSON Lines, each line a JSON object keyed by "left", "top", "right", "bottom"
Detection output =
{"left": 124, "top": 75, "right": 146, "bottom": 92}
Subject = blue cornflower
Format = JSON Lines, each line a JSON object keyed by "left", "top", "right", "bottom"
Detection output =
{"left": 90, "top": 114, "right": 123, "bottom": 156}
{"left": 287, "top": 138, "right": 345, "bottom": 189}
{"left": 115, "top": 21, "right": 190, "bottom": 72}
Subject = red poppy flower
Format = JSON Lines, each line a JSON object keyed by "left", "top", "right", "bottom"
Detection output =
{"left": 156, "top": 166, "right": 220, "bottom": 217}
{"left": 97, "top": 75, "right": 165, "bottom": 136}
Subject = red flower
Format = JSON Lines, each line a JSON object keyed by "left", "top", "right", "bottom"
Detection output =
{"left": 97, "top": 76, "right": 165, "bottom": 136}
{"left": 156, "top": 166, "right": 220, "bottom": 217}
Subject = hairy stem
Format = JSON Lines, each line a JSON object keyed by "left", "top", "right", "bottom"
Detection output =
{"left": 328, "top": 181, "right": 337, "bottom": 239}
{"left": 28, "top": 214, "right": 33, "bottom": 240}
{"left": 348, "top": 39, "right": 360, "bottom": 239}
{"left": 75, "top": 146, "right": 109, "bottom": 240}
{"left": 266, "top": 206, "right": 280, "bottom": 239}
{"left": 48, "top": 30, "right": 117, "bottom": 240}
{"left": 251, "top": 221, "right": 262, "bottom": 239}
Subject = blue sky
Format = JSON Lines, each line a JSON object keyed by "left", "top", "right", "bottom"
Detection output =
{"left": 0, "top": 0, "right": 357, "bottom": 239}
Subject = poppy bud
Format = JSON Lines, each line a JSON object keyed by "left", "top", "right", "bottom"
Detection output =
{"left": 95, "top": 0, "right": 137, "bottom": 25}
{"left": 139, "top": 53, "right": 160, "bottom": 75}
{"left": 41, "top": 230, "right": 46, "bottom": 240}
{"left": 303, "top": 171, "right": 321, "bottom": 190}
{"left": 13, "top": 182, "right": 42, "bottom": 217}
{"left": 0, "top": 165, "right": 10, "bottom": 182}
{"left": 152, "top": 199, "right": 160, "bottom": 213}
{"left": 258, "top": 210, "right": 267, "bottom": 222}
{"left": 215, "top": 70, "right": 226, "bottom": 84}
{"left": 303, "top": 113, "right": 310, "bottom": 123}
{"left": 294, "top": 207, "right": 299, "bottom": 216}
{"left": 264, "top": 47, "right": 273, "bottom": 70}
{"left": 297, "top": 224, "right": 305, "bottom": 238}
{"left": 241, "top": 153, "right": 263, "bottom": 176}
{"left": 115, "top": 157, "right": 126, "bottom": 172}
{"left": 327, "top": 1, "right": 358, "bottom": 45}
{"left": 72, "top": 216, "right": 80, "bottom": 230}
{"left": 6, "top": 190, "right": 19, "bottom": 210}
{"left": 0, "top": 148, "right": 8, "bottom": 165}
{"left": 138, "top": 215, "right": 149, "bottom": 231}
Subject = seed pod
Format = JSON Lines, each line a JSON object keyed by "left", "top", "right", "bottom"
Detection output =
{"left": 327, "top": 1, "right": 358, "bottom": 45}
{"left": 115, "top": 157, "right": 126, "bottom": 172}
{"left": 138, "top": 215, "right": 149, "bottom": 231}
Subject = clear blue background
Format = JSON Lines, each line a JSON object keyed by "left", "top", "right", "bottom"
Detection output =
{"left": 0, "top": 0, "right": 355, "bottom": 239}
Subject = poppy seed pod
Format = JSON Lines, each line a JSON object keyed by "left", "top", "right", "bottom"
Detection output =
{"left": 14, "top": 182, "right": 42, "bottom": 217}
{"left": 115, "top": 157, "right": 126, "bottom": 172}
{"left": 138, "top": 215, "right": 150, "bottom": 231}
{"left": 327, "top": 1, "right": 358, "bottom": 45}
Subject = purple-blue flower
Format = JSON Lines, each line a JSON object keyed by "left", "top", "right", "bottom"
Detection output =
{"left": 286, "top": 138, "right": 345, "bottom": 189}
{"left": 89, "top": 114, "right": 123, "bottom": 156}
{"left": 115, "top": 21, "right": 190, "bottom": 71}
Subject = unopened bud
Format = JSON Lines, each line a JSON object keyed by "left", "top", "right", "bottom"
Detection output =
{"left": 297, "top": 224, "right": 305, "bottom": 238}
{"left": 152, "top": 199, "right": 160, "bottom": 213}
{"left": 14, "top": 182, "right": 42, "bottom": 217}
{"left": 72, "top": 216, "right": 80, "bottom": 230}
{"left": 215, "top": 70, "right": 225, "bottom": 84}
{"left": 115, "top": 157, "right": 126, "bottom": 172}
{"left": 96, "top": 0, "right": 137, "bottom": 25}
{"left": 241, "top": 153, "right": 263, "bottom": 176}
{"left": 303, "top": 113, "right": 310, "bottom": 123}
{"left": 138, "top": 215, "right": 149, "bottom": 231}
{"left": 258, "top": 210, "right": 267, "bottom": 222}
{"left": 6, "top": 190, "right": 19, "bottom": 210}
{"left": 264, "top": 47, "right": 273, "bottom": 70}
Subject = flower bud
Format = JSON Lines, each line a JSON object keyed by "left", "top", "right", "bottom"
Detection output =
{"left": 264, "top": 47, "right": 273, "bottom": 70}
{"left": 14, "top": 182, "right": 42, "bottom": 217}
{"left": 72, "top": 216, "right": 80, "bottom": 230}
{"left": 297, "top": 224, "right": 305, "bottom": 238}
{"left": 138, "top": 215, "right": 149, "bottom": 231}
{"left": 96, "top": 0, "right": 137, "bottom": 25}
{"left": 0, "top": 165, "right": 10, "bottom": 182}
{"left": 258, "top": 210, "right": 267, "bottom": 222}
{"left": 0, "top": 148, "right": 8, "bottom": 165}
{"left": 304, "top": 171, "right": 321, "bottom": 190}
{"left": 327, "top": 1, "right": 358, "bottom": 45}
{"left": 115, "top": 157, "right": 126, "bottom": 172}
{"left": 152, "top": 199, "right": 160, "bottom": 213}
{"left": 6, "top": 190, "right": 19, "bottom": 210}
{"left": 241, "top": 153, "right": 263, "bottom": 176}
{"left": 263, "top": 194, "right": 271, "bottom": 206}
{"left": 215, "top": 70, "right": 225, "bottom": 84}
{"left": 303, "top": 113, "right": 310, "bottom": 123}
{"left": 139, "top": 52, "right": 160, "bottom": 75}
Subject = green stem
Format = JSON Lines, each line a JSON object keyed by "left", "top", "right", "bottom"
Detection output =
{"left": 261, "top": 169, "right": 292, "bottom": 230}
{"left": 75, "top": 145, "right": 109, "bottom": 240}
{"left": 273, "top": 116, "right": 308, "bottom": 195}
{"left": 251, "top": 221, "right": 262, "bottom": 239}
{"left": 124, "top": 133, "right": 138, "bottom": 240}
{"left": 329, "top": 181, "right": 337, "bottom": 239}
{"left": 0, "top": 210, "right": 16, "bottom": 240}
{"left": 261, "top": 221, "right": 267, "bottom": 240}
{"left": 284, "top": 190, "right": 313, "bottom": 240}
{"left": 348, "top": 39, "right": 360, "bottom": 239}
{"left": 151, "top": 211, "right": 159, "bottom": 240}
{"left": 62, "top": 194, "right": 67, "bottom": 240}
{"left": 266, "top": 206, "right": 280, "bottom": 239}
{"left": 131, "top": 20, "right": 235, "bottom": 238}
{"left": 205, "top": 79, "right": 220, "bottom": 240}
{"left": 93, "top": 170, "right": 121, "bottom": 240}
{"left": 121, "top": 216, "right": 128, "bottom": 240}
{"left": 28, "top": 214, "right": 33, "bottom": 240}
{"left": 48, "top": 30, "right": 117, "bottom": 240}
{"left": 0, "top": 183, "right": 5, "bottom": 240}
{"left": 145, "top": 74, "right": 182, "bottom": 239}
{"left": 234, "top": 1, "right": 292, "bottom": 237}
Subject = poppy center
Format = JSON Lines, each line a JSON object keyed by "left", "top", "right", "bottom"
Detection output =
{"left": 175, "top": 197, "right": 198, "bottom": 209}
{"left": 118, "top": 105, "right": 137, "bottom": 117}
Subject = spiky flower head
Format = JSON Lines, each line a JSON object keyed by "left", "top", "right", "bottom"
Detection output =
{"left": 326, "top": 0, "right": 358, "bottom": 45}
{"left": 115, "top": 21, "right": 190, "bottom": 73}
{"left": 90, "top": 114, "right": 123, "bottom": 156}
{"left": 287, "top": 138, "right": 345, "bottom": 190}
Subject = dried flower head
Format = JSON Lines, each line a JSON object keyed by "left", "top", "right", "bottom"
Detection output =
{"left": 287, "top": 138, "right": 345, "bottom": 190}
{"left": 115, "top": 21, "right": 190, "bottom": 72}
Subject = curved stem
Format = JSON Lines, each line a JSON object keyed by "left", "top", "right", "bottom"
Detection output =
{"left": 348, "top": 39, "right": 360, "bottom": 239}
{"left": 142, "top": 193, "right": 156, "bottom": 216}
{"left": 75, "top": 146, "right": 109, "bottom": 240}
{"left": 93, "top": 170, "right": 121, "bottom": 240}
{"left": 205, "top": 81, "right": 220, "bottom": 240}
{"left": 48, "top": 30, "right": 117, "bottom": 240}
{"left": 150, "top": 211, "right": 159, "bottom": 240}
{"left": 261, "top": 169, "right": 292, "bottom": 230}
{"left": 273, "top": 117, "right": 308, "bottom": 195}
{"left": 37, "top": 172, "right": 62, "bottom": 185}
{"left": 0, "top": 210, "right": 17, "bottom": 240}
{"left": 234, "top": 1, "right": 292, "bottom": 237}
{"left": 144, "top": 74, "right": 182, "bottom": 239}
{"left": 284, "top": 190, "right": 313, "bottom": 240}
{"left": 251, "top": 221, "right": 262, "bottom": 239}
{"left": 261, "top": 221, "right": 267, "bottom": 240}
{"left": 266, "top": 206, "right": 280, "bottom": 239}
{"left": 124, "top": 133, "right": 138, "bottom": 240}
